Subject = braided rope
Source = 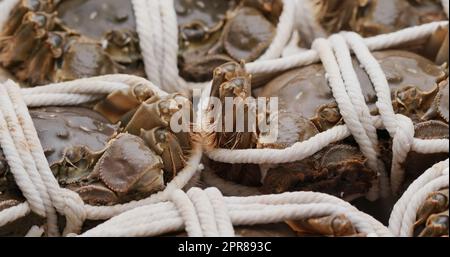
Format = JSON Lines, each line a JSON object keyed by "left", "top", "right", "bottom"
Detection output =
{"left": 79, "top": 187, "right": 392, "bottom": 237}
{"left": 0, "top": 76, "right": 202, "bottom": 236}
{"left": 389, "top": 159, "right": 449, "bottom": 236}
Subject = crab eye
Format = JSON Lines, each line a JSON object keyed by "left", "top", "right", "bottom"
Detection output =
{"left": 155, "top": 128, "right": 167, "bottom": 142}
{"left": 30, "top": 13, "right": 45, "bottom": 26}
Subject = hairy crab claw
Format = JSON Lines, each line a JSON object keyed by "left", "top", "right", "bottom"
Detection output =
{"left": 0, "top": 0, "right": 143, "bottom": 85}
{"left": 286, "top": 214, "right": 362, "bottom": 237}
{"left": 311, "top": 0, "right": 447, "bottom": 39}
{"left": 417, "top": 208, "right": 449, "bottom": 237}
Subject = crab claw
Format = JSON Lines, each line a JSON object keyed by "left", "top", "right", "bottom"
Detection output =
{"left": 16, "top": 31, "right": 63, "bottom": 85}
{"left": 93, "top": 83, "right": 156, "bottom": 123}
{"left": 210, "top": 61, "right": 247, "bottom": 98}
{"left": 436, "top": 79, "right": 449, "bottom": 122}
{"left": 140, "top": 127, "right": 186, "bottom": 181}
{"left": 124, "top": 94, "right": 184, "bottom": 136}
{"left": 287, "top": 214, "right": 358, "bottom": 236}
{"left": 72, "top": 183, "right": 119, "bottom": 206}
{"left": 1, "top": 0, "right": 42, "bottom": 36}
{"left": 91, "top": 133, "right": 165, "bottom": 199}
{"left": 0, "top": 12, "right": 54, "bottom": 67}
{"left": 419, "top": 210, "right": 449, "bottom": 237}
{"left": 415, "top": 189, "right": 449, "bottom": 226}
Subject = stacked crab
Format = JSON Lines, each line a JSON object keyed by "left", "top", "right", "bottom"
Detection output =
{"left": 0, "top": 0, "right": 449, "bottom": 237}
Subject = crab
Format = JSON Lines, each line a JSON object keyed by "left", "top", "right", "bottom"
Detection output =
{"left": 177, "top": 0, "right": 281, "bottom": 82}
{"left": 311, "top": 0, "right": 447, "bottom": 38}
{"left": 0, "top": 0, "right": 143, "bottom": 86}
{"left": 414, "top": 188, "right": 449, "bottom": 237}
{"left": 203, "top": 61, "right": 377, "bottom": 199}
{"left": 261, "top": 144, "right": 377, "bottom": 198}
{"left": 0, "top": 85, "right": 193, "bottom": 208}
{"left": 286, "top": 214, "right": 362, "bottom": 237}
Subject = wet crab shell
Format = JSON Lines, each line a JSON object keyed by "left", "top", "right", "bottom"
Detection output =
{"left": 222, "top": 7, "right": 276, "bottom": 62}
{"left": 311, "top": 0, "right": 447, "bottom": 38}
{"left": 29, "top": 107, "right": 119, "bottom": 171}
{"left": 90, "top": 133, "right": 165, "bottom": 198}
{"left": 176, "top": 0, "right": 282, "bottom": 82}
{"left": 256, "top": 50, "right": 447, "bottom": 129}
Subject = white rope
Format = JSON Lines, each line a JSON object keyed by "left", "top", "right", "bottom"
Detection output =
{"left": 0, "top": 202, "right": 30, "bottom": 227}
{"left": 0, "top": 76, "right": 202, "bottom": 236}
{"left": 25, "top": 225, "right": 45, "bottom": 237}
{"left": 389, "top": 159, "right": 449, "bottom": 236}
{"left": 0, "top": 82, "right": 59, "bottom": 236}
{"left": 312, "top": 37, "right": 382, "bottom": 199}
{"left": 80, "top": 187, "right": 391, "bottom": 237}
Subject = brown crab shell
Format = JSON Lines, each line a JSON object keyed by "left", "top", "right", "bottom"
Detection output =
{"left": 257, "top": 50, "right": 447, "bottom": 128}
{"left": 55, "top": 0, "right": 136, "bottom": 41}
{"left": 176, "top": 0, "right": 279, "bottom": 82}
{"left": 91, "top": 133, "right": 165, "bottom": 197}
{"left": 69, "top": 183, "right": 119, "bottom": 206}
{"left": 261, "top": 144, "right": 377, "bottom": 198}
{"left": 257, "top": 111, "right": 319, "bottom": 149}
{"left": 435, "top": 78, "right": 449, "bottom": 122}
{"left": 312, "top": 0, "right": 447, "bottom": 38}
{"left": 222, "top": 7, "right": 276, "bottom": 62}
{"left": 30, "top": 107, "right": 119, "bottom": 169}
